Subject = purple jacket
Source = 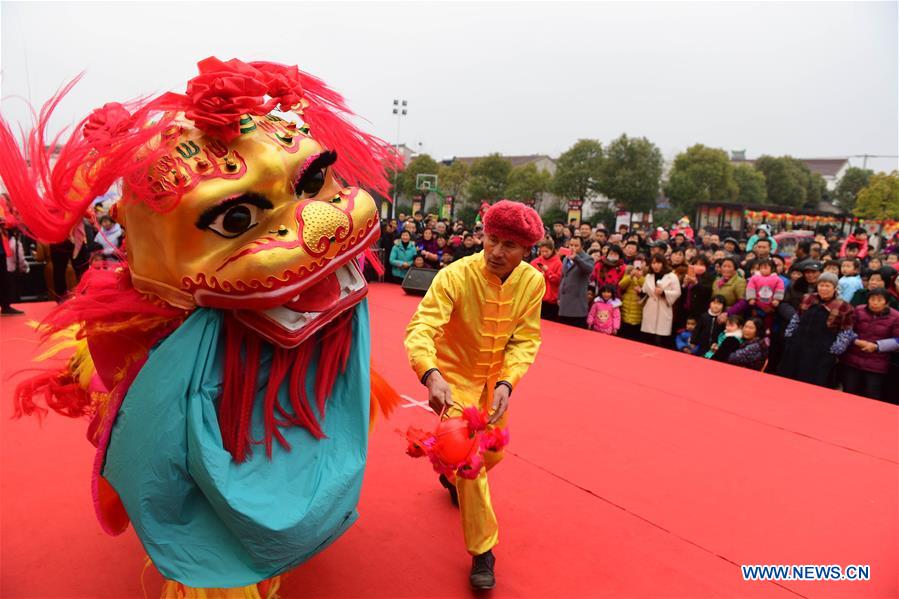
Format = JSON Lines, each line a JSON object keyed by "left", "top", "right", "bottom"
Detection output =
{"left": 842, "top": 306, "right": 899, "bottom": 374}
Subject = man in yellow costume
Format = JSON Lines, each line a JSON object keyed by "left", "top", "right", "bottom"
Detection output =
{"left": 404, "top": 200, "right": 546, "bottom": 590}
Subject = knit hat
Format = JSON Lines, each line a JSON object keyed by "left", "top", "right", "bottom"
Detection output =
{"left": 482, "top": 200, "right": 545, "bottom": 248}
{"left": 817, "top": 272, "right": 838, "bottom": 286}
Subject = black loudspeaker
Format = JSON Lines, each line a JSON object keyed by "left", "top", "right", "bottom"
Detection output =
{"left": 401, "top": 267, "right": 438, "bottom": 296}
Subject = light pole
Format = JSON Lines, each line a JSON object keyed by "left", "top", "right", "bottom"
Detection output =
{"left": 391, "top": 99, "right": 407, "bottom": 219}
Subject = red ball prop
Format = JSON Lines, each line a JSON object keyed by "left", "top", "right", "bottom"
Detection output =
{"left": 434, "top": 417, "right": 478, "bottom": 465}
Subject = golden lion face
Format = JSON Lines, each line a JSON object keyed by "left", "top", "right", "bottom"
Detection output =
{"left": 120, "top": 114, "right": 379, "bottom": 347}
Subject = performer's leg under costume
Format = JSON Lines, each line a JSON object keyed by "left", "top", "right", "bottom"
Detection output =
{"left": 447, "top": 393, "right": 508, "bottom": 556}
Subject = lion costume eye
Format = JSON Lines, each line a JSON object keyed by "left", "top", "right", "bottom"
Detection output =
{"left": 196, "top": 192, "right": 274, "bottom": 239}
{"left": 294, "top": 151, "right": 337, "bottom": 199}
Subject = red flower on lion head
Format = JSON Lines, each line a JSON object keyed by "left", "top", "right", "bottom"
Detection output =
{"left": 180, "top": 58, "right": 307, "bottom": 142}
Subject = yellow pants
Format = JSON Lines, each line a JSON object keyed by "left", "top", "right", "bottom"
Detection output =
{"left": 446, "top": 392, "right": 508, "bottom": 556}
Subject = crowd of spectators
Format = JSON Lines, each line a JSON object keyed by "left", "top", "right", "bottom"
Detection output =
{"left": 379, "top": 211, "right": 899, "bottom": 404}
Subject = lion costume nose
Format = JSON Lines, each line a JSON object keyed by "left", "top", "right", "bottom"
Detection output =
{"left": 298, "top": 201, "right": 351, "bottom": 253}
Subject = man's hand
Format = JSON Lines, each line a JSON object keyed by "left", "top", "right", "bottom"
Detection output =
{"left": 425, "top": 371, "right": 453, "bottom": 415}
{"left": 489, "top": 384, "right": 511, "bottom": 425}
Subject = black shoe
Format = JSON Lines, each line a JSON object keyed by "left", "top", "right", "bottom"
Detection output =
{"left": 0, "top": 306, "right": 24, "bottom": 315}
{"left": 438, "top": 474, "right": 458, "bottom": 507}
{"left": 469, "top": 550, "right": 496, "bottom": 590}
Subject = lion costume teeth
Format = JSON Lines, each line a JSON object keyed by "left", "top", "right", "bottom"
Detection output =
{"left": 0, "top": 57, "right": 401, "bottom": 594}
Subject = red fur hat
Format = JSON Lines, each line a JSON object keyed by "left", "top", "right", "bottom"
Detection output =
{"left": 483, "top": 200, "right": 544, "bottom": 248}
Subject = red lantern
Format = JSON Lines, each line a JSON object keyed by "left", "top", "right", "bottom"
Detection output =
{"left": 434, "top": 418, "right": 478, "bottom": 465}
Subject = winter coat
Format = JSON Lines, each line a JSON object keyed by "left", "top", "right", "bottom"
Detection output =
{"left": 779, "top": 294, "right": 855, "bottom": 386}
{"left": 746, "top": 273, "right": 784, "bottom": 306}
{"left": 838, "top": 275, "right": 863, "bottom": 303}
{"left": 708, "top": 330, "right": 743, "bottom": 361}
{"left": 558, "top": 251, "right": 595, "bottom": 318}
{"left": 587, "top": 299, "right": 621, "bottom": 334}
{"left": 389, "top": 241, "right": 418, "bottom": 279}
{"left": 531, "top": 254, "right": 563, "bottom": 304}
{"left": 712, "top": 274, "right": 747, "bottom": 308}
{"left": 692, "top": 310, "right": 724, "bottom": 355}
{"left": 619, "top": 273, "right": 645, "bottom": 326}
{"left": 675, "top": 330, "right": 699, "bottom": 354}
{"left": 592, "top": 258, "right": 626, "bottom": 290}
{"left": 728, "top": 337, "right": 769, "bottom": 371}
{"left": 640, "top": 272, "right": 682, "bottom": 336}
{"left": 841, "top": 306, "right": 899, "bottom": 374}
{"left": 682, "top": 272, "right": 715, "bottom": 319}
{"left": 840, "top": 234, "right": 869, "bottom": 259}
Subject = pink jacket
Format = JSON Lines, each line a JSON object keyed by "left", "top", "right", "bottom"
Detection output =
{"left": 840, "top": 234, "right": 869, "bottom": 259}
{"left": 746, "top": 273, "right": 784, "bottom": 305}
{"left": 587, "top": 299, "right": 621, "bottom": 334}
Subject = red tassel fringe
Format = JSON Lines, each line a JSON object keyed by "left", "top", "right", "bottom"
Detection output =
{"left": 218, "top": 312, "right": 354, "bottom": 463}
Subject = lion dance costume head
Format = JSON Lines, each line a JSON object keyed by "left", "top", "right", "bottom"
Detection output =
{"left": 0, "top": 58, "right": 400, "bottom": 595}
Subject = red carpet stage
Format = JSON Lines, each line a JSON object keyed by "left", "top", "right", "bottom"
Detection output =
{"left": 2, "top": 283, "right": 896, "bottom": 598}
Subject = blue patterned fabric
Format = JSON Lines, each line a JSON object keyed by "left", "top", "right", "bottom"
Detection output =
{"left": 103, "top": 301, "right": 371, "bottom": 587}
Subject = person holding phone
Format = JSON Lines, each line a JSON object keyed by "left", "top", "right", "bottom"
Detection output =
{"left": 557, "top": 236, "right": 595, "bottom": 328}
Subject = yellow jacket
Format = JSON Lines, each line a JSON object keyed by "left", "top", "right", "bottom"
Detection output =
{"left": 404, "top": 252, "right": 545, "bottom": 407}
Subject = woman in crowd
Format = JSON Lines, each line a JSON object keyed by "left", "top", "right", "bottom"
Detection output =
{"left": 728, "top": 317, "right": 769, "bottom": 371}
{"left": 618, "top": 258, "right": 646, "bottom": 340}
{"left": 840, "top": 288, "right": 899, "bottom": 399}
{"left": 713, "top": 257, "right": 747, "bottom": 311}
{"left": 779, "top": 272, "right": 855, "bottom": 387}
{"left": 640, "top": 254, "right": 682, "bottom": 347}
{"left": 850, "top": 268, "right": 899, "bottom": 308}
{"left": 416, "top": 228, "right": 440, "bottom": 267}
{"left": 389, "top": 230, "right": 417, "bottom": 281}
{"left": 531, "top": 239, "right": 563, "bottom": 321}
{"left": 680, "top": 254, "right": 714, "bottom": 324}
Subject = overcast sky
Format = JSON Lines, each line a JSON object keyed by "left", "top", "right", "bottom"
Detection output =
{"left": 1, "top": 1, "right": 896, "bottom": 173}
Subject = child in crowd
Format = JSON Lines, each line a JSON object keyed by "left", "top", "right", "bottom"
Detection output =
{"left": 745, "top": 258, "right": 784, "bottom": 331}
{"left": 675, "top": 316, "right": 700, "bottom": 354}
{"left": 838, "top": 258, "right": 863, "bottom": 302}
{"left": 866, "top": 256, "right": 883, "bottom": 272}
{"left": 707, "top": 315, "right": 744, "bottom": 361}
{"left": 412, "top": 255, "right": 427, "bottom": 269}
{"left": 587, "top": 284, "right": 621, "bottom": 335}
{"left": 843, "top": 242, "right": 863, "bottom": 263}
{"left": 823, "top": 260, "right": 841, "bottom": 277}
{"left": 692, "top": 295, "right": 726, "bottom": 355}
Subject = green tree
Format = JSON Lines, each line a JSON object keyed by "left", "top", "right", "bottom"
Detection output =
{"left": 854, "top": 171, "right": 899, "bottom": 220}
{"left": 754, "top": 155, "right": 824, "bottom": 209}
{"left": 664, "top": 144, "right": 737, "bottom": 213}
{"left": 597, "top": 134, "right": 663, "bottom": 213}
{"left": 400, "top": 154, "right": 440, "bottom": 198}
{"left": 466, "top": 153, "right": 512, "bottom": 203}
{"left": 553, "top": 139, "right": 604, "bottom": 201}
{"left": 835, "top": 167, "right": 873, "bottom": 212}
{"left": 437, "top": 160, "right": 470, "bottom": 198}
{"left": 382, "top": 166, "right": 407, "bottom": 202}
{"left": 733, "top": 163, "right": 767, "bottom": 204}
{"left": 454, "top": 204, "right": 479, "bottom": 228}
{"left": 505, "top": 163, "right": 552, "bottom": 203}
{"left": 541, "top": 204, "right": 568, "bottom": 227}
